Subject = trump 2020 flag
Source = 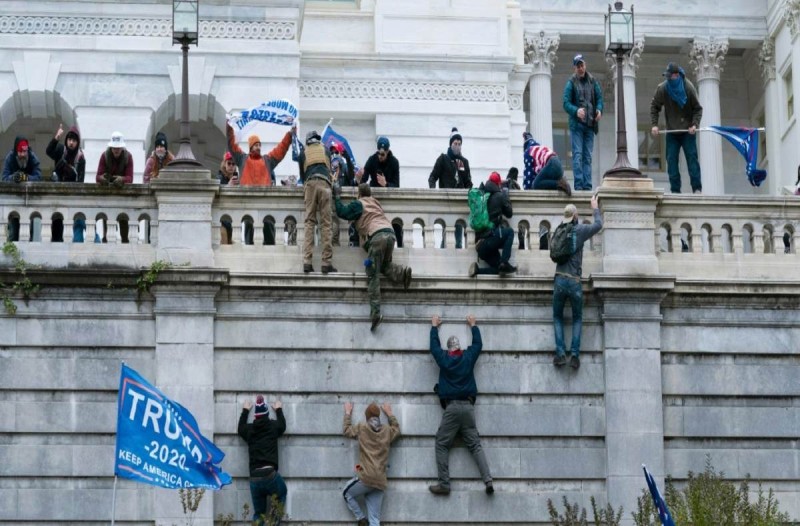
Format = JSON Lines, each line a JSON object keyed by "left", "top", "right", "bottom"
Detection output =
{"left": 227, "top": 99, "right": 298, "bottom": 137}
{"left": 707, "top": 126, "right": 767, "bottom": 187}
{"left": 321, "top": 123, "right": 359, "bottom": 172}
{"left": 643, "top": 465, "right": 676, "bottom": 526}
{"left": 114, "top": 364, "right": 232, "bottom": 490}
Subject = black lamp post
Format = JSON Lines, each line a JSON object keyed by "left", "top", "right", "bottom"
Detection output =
{"left": 170, "top": 0, "right": 203, "bottom": 167}
{"left": 603, "top": 2, "right": 643, "bottom": 178}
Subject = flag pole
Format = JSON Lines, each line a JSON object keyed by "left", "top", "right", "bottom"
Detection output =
{"left": 321, "top": 117, "right": 334, "bottom": 137}
{"left": 658, "top": 127, "right": 765, "bottom": 134}
{"left": 110, "top": 474, "right": 118, "bottom": 526}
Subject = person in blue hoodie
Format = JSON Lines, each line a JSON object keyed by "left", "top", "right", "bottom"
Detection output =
{"left": 428, "top": 314, "right": 494, "bottom": 496}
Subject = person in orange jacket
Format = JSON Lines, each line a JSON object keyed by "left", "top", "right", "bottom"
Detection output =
{"left": 225, "top": 121, "right": 294, "bottom": 187}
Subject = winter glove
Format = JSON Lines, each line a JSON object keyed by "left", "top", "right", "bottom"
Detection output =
{"left": 111, "top": 176, "right": 124, "bottom": 188}
{"left": 12, "top": 172, "right": 22, "bottom": 183}
{"left": 99, "top": 174, "right": 111, "bottom": 185}
{"left": 50, "top": 172, "right": 59, "bottom": 182}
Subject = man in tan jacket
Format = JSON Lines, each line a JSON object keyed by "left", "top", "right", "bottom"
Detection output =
{"left": 334, "top": 183, "right": 412, "bottom": 331}
{"left": 343, "top": 402, "right": 400, "bottom": 526}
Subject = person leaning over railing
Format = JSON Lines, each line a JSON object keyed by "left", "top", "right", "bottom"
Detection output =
{"left": 46, "top": 124, "right": 85, "bottom": 183}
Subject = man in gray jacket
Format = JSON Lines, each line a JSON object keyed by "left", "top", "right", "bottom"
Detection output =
{"left": 552, "top": 195, "right": 602, "bottom": 370}
{"left": 650, "top": 62, "right": 704, "bottom": 194}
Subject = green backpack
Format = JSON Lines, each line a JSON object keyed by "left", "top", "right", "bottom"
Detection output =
{"left": 549, "top": 222, "right": 578, "bottom": 264}
{"left": 468, "top": 187, "right": 493, "bottom": 232}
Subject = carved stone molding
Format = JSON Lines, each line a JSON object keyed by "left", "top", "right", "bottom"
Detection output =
{"left": 785, "top": 0, "right": 800, "bottom": 41}
{"left": 508, "top": 93, "right": 523, "bottom": 111}
{"left": 689, "top": 36, "right": 729, "bottom": 82}
{"left": 0, "top": 16, "right": 296, "bottom": 40}
{"left": 607, "top": 37, "right": 645, "bottom": 79}
{"left": 524, "top": 31, "right": 560, "bottom": 75}
{"left": 758, "top": 38, "right": 776, "bottom": 84}
{"left": 299, "top": 80, "right": 507, "bottom": 103}
{"left": 603, "top": 211, "right": 656, "bottom": 229}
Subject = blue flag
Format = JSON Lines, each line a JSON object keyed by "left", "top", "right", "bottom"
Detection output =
{"left": 707, "top": 126, "right": 767, "bottom": 187}
{"left": 114, "top": 364, "right": 232, "bottom": 490}
{"left": 321, "top": 123, "right": 359, "bottom": 172}
{"left": 643, "top": 465, "right": 676, "bottom": 526}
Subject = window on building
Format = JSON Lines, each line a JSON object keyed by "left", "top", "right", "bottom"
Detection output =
{"left": 784, "top": 68, "right": 794, "bottom": 121}
{"left": 638, "top": 126, "right": 663, "bottom": 171}
{"left": 552, "top": 125, "right": 570, "bottom": 169}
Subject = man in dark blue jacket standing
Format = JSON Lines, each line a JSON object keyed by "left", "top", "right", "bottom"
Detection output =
{"left": 428, "top": 314, "right": 493, "bottom": 496}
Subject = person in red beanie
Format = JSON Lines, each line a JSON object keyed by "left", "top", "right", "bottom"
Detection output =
{"left": 238, "top": 394, "right": 287, "bottom": 525}
{"left": 469, "top": 172, "right": 517, "bottom": 276}
{"left": 2, "top": 136, "right": 42, "bottom": 182}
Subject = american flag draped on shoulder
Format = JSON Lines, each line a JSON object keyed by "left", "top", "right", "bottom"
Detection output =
{"left": 643, "top": 465, "right": 676, "bottom": 526}
{"left": 707, "top": 126, "right": 767, "bottom": 187}
{"left": 321, "top": 121, "right": 359, "bottom": 172}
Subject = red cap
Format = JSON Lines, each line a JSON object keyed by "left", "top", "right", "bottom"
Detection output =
{"left": 16, "top": 140, "right": 29, "bottom": 153}
{"left": 224, "top": 151, "right": 233, "bottom": 161}
{"left": 488, "top": 172, "right": 502, "bottom": 185}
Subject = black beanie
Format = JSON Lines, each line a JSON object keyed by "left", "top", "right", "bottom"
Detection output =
{"left": 155, "top": 132, "right": 168, "bottom": 149}
{"left": 449, "top": 127, "right": 462, "bottom": 146}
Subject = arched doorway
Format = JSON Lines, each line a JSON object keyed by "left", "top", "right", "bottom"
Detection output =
{"left": 148, "top": 93, "right": 227, "bottom": 175}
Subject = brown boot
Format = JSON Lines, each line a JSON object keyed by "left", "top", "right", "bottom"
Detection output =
{"left": 556, "top": 177, "right": 572, "bottom": 196}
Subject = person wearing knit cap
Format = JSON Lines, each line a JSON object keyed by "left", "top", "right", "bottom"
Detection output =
{"left": 428, "top": 314, "right": 493, "bottom": 496}
{"left": 143, "top": 132, "right": 175, "bottom": 183}
{"left": 342, "top": 401, "right": 400, "bottom": 526}
{"left": 650, "top": 62, "right": 704, "bottom": 194}
{"left": 429, "top": 127, "right": 472, "bottom": 248}
{"left": 469, "top": 172, "right": 517, "bottom": 277}
{"left": 2, "top": 136, "right": 42, "bottom": 183}
{"left": 334, "top": 183, "right": 413, "bottom": 331}
{"left": 563, "top": 54, "right": 603, "bottom": 191}
{"left": 522, "top": 131, "right": 571, "bottom": 195}
{"left": 238, "top": 394, "right": 287, "bottom": 525}
{"left": 46, "top": 123, "right": 85, "bottom": 183}
{"left": 551, "top": 195, "right": 602, "bottom": 370}
{"left": 502, "top": 167, "right": 521, "bottom": 191}
{"left": 295, "top": 129, "right": 337, "bottom": 274}
{"left": 225, "top": 117, "right": 295, "bottom": 188}
{"left": 361, "top": 135, "right": 400, "bottom": 188}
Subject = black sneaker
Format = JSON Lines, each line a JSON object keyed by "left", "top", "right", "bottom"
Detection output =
{"left": 303, "top": 264, "right": 314, "bottom": 273}
{"left": 370, "top": 314, "right": 383, "bottom": 332}
{"left": 556, "top": 177, "right": 572, "bottom": 196}
{"left": 498, "top": 262, "right": 517, "bottom": 274}
{"left": 357, "top": 519, "right": 368, "bottom": 526}
{"left": 485, "top": 481, "right": 495, "bottom": 495}
{"left": 553, "top": 355, "right": 567, "bottom": 366}
{"left": 570, "top": 355, "right": 580, "bottom": 370}
{"left": 428, "top": 484, "right": 451, "bottom": 496}
{"left": 403, "top": 267, "right": 412, "bottom": 290}
{"left": 321, "top": 265, "right": 338, "bottom": 274}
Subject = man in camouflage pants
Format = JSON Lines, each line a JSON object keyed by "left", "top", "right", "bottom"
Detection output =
{"left": 334, "top": 183, "right": 412, "bottom": 331}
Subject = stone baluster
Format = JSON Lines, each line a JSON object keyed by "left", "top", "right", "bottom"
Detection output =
{"left": 691, "top": 231, "right": 703, "bottom": 254}
{"left": 753, "top": 230, "right": 765, "bottom": 254}
{"left": 524, "top": 31, "right": 560, "bottom": 148}
{"left": 711, "top": 230, "right": 722, "bottom": 253}
{"left": 689, "top": 37, "right": 729, "bottom": 195}
{"left": 670, "top": 230, "right": 682, "bottom": 253}
{"left": 732, "top": 232, "right": 744, "bottom": 254}
{"left": 18, "top": 218, "right": 30, "bottom": 242}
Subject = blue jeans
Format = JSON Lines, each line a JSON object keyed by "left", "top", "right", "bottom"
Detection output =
{"left": 476, "top": 226, "right": 514, "bottom": 274}
{"left": 570, "top": 126, "right": 594, "bottom": 190}
{"left": 665, "top": 132, "right": 702, "bottom": 193}
{"left": 553, "top": 275, "right": 583, "bottom": 357}
{"left": 72, "top": 219, "right": 86, "bottom": 243}
{"left": 533, "top": 158, "right": 564, "bottom": 190}
{"left": 250, "top": 472, "right": 287, "bottom": 526}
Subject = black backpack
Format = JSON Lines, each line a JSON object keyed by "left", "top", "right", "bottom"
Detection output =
{"left": 550, "top": 222, "right": 577, "bottom": 264}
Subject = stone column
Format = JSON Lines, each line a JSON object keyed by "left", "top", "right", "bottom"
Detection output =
{"left": 606, "top": 38, "right": 646, "bottom": 170}
{"left": 594, "top": 184, "right": 675, "bottom": 525}
{"left": 689, "top": 37, "right": 729, "bottom": 195}
{"left": 759, "top": 38, "right": 781, "bottom": 195}
{"left": 151, "top": 269, "right": 228, "bottom": 526}
{"left": 150, "top": 167, "right": 219, "bottom": 267}
{"left": 506, "top": 1, "right": 524, "bottom": 65}
{"left": 509, "top": 64, "right": 533, "bottom": 168}
{"left": 524, "top": 31, "right": 560, "bottom": 148}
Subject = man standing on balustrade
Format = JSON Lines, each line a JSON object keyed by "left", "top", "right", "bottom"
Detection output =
{"left": 297, "top": 130, "right": 337, "bottom": 274}
{"left": 563, "top": 54, "right": 603, "bottom": 192}
{"left": 2, "top": 136, "right": 42, "bottom": 183}
{"left": 46, "top": 124, "right": 85, "bottom": 182}
{"left": 334, "top": 183, "right": 412, "bottom": 331}
{"left": 650, "top": 62, "right": 704, "bottom": 194}
{"left": 429, "top": 127, "right": 472, "bottom": 249}
{"left": 551, "top": 196, "right": 602, "bottom": 371}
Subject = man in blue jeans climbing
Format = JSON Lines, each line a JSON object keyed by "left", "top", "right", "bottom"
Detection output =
{"left": 553, "top": 195, "right": 602, "bottom": 370}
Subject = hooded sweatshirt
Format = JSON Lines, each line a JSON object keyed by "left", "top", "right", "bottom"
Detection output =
{"left": 2, "top": 136, "right": 43, "bottom": 182}
{"left": 237, "top": 408, "right": 286, "bottom": 476}
{"left": 343, "top": 413, "right": 400, "bottom": 490}
{"left": 46, "top": 126, "right": 85, "bottom": 182}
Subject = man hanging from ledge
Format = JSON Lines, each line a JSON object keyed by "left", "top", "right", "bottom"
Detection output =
{"left": 334, "top": 183, "right": 412, "bottom": 331}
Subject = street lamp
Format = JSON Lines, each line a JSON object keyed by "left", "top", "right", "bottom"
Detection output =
{"left": 170, "top": 0, "right": 202, "bottom": 167}
{"left": 603, "top": 1, "right": 643, "bottom": 179}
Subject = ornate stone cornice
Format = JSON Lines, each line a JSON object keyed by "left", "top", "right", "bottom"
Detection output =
{"left": 524, "top": 31, "right": 560, "bottom": 75}
{"left": 758, "top": 38, "right": 776, "bottom": 84}
{"left": 298, "top": 80, "right": 507, "bottom": 103}
{"left": 0, "top": 16, "right": 296, "bottom": 40}
{"left": 784, "top": 0, "right": 800, "bottom": 40}
{"left": 605, "top": 37, "right": 645, "bottom": 82}
{"left": 689, "top": 36, "right": 729, "bottom": 82}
